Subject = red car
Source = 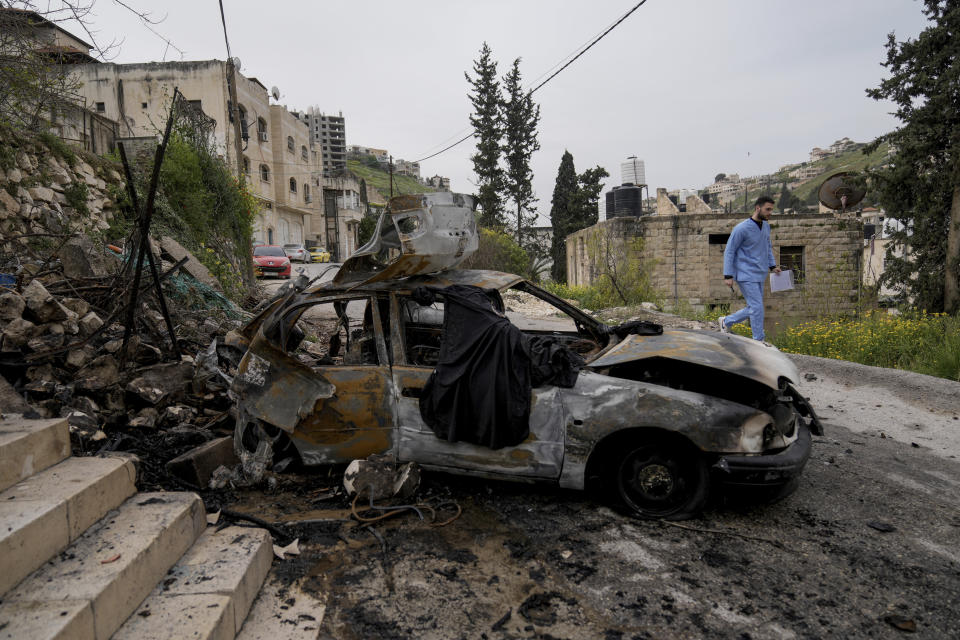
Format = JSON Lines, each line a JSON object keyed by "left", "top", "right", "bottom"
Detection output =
{"left": 253, "top": 245, "right": 292, "bottom": 279}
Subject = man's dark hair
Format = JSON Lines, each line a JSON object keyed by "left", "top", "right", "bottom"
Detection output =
{"left": 754, "top": 195, "right": 775, "bottom": 208}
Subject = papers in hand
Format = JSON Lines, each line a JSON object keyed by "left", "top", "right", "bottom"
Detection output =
{"left": 770, "top": 270, "right": 794, "bottom": 292}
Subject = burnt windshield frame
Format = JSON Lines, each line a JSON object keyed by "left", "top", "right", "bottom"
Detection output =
{"left": 511, "top": 280, "right": 610, "bottom": 345}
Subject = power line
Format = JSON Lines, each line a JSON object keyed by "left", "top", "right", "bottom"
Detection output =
{"left": 411, "top": 0, "right": 649, "bottom": 164}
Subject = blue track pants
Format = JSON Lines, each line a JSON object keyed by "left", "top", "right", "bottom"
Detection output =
{"left": 725, "top": 280, "right": 766, "bottom": 340}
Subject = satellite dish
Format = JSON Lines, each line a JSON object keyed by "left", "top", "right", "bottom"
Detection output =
{"left": 230, "top": 56, "right": 241, "bottom": 71}
{"left": 270, "top": 86, "right": 281, "bottom": 101}
{"left": 818, "top": 172, "right": 865, "bottom": 211}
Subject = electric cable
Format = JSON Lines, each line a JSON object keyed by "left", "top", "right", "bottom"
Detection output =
{"left": 411, "top": 0, "right": 649, "bottom": 164}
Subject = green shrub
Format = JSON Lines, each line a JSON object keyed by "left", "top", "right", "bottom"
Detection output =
{"left": 63, "top": 181, "right": 89, "bottom": 216}
{"left": 461, "top": 228, "right": 531, "bottom": 277}
{"left": 38, "top": 131, "right": 77, "bottom": 166}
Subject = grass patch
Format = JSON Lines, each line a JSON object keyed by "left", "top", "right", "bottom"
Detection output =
{"left": 543, "top": 281, "right": 662, "bottom": 312}
{"left": 346, "top": 157, "right": 434, "bottom": 203}
{"left": 773, "top": 310, "right": 960, "bottom": 381}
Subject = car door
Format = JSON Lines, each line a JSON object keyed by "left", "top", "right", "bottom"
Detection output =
{"left": 236, "top": 294, "right": 397, "bottom": 465}
{"left": 389, "top": 293, "right": 565, "bottom": 478}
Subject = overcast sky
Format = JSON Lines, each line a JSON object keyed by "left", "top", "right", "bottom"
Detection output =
{"left": 73, "top": 0, "right": 930, "bottom": 221}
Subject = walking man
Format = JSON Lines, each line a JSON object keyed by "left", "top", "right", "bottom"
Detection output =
{"left": 719, "top": 196, "right": 781, "bottom": 341}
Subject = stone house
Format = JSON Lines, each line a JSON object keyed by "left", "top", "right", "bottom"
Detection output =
{"left": 566, "top": 191, "right": 863, "bottom": 335}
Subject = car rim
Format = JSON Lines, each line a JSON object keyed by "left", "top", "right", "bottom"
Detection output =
{"left": 617, "top": 444, "right": 699, "bottom": 517}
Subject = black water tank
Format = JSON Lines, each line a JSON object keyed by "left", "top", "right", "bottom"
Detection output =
{"left": 606, "top": 184, "right": 644, "bottom": 218}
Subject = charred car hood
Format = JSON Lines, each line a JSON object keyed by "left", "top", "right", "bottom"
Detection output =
{"left": 587, "top": 329, "right": 798, "bottom": 391}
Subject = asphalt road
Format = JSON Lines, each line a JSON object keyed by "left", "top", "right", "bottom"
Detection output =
{"left": 230, "top": 353, "right": 960, "bottom": 640}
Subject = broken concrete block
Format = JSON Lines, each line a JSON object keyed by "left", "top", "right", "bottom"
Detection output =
{"left": 78, "top": 311, "right": 103, "bottom": 336}
{"left": 0, "top": 375, "right": 33, "bottom": 413}
{"left": 158, "top": 236, "right": 221, "bottom": 291}
{"left": 22, "top": 280, "right": 68, "bottom": 323}
{"left": 74, "top": 354, "right": 119, "bottom": 391}
{"left": 64, "top": 408, "right": 98, "bottom": 431}
{"left": 26, "top": 364, "right": 58, "bottom": 382}
{"left": 71, "top": 395, "right": 100, "bottom": 416}
{"left": 27, "top": 333, "right": 64, "bottom": 351}
{"left": 58, "top": 236, "right": 108, "bottom": 279}
{"left": 129, "top": 407, "right": 158, "bottom": 429}
{"left": 66, "top": 346, "right": 94, "bottom": 369}
{"left": 2, "top": 318, "right": 37, "bottom": 347}
{"left": 60, "top": 297, "right": 90, "bottom": 317}
{"left": 162, "top": 405, "right": 197, "bottom": 426}
{"left": 126, "top": 361, "right": 193, "bottom": 405}
{"left": 0, "top": 291, "right": 25, "bottom": 321}
{"left": 166, "top": 436, "right": 240, "bottom": 488}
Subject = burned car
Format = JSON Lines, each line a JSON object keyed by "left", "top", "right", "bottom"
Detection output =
{"left": 228, "top": 193, "right": 821, "bottom": 520}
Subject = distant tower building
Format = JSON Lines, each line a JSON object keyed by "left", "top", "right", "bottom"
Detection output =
{"left": 621, "top": 156, "right": 646, "bottom": 187}
{"left": 293, "top": 107, "right": 347, "bottom": 177}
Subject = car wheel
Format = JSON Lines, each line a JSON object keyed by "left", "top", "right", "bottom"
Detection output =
{"left": 610, "top": 436, "right": 709, "bottom": 520}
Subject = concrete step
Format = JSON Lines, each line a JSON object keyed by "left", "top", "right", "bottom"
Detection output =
{"left": 0, "top": 416, "right": 70, "bottom": 493}
{"left": 0, "top": 455, "right": 138, "bottom": 598}
{"left": 0, "top": 491, "right": 205, "bottom": 640}
{"left": 112, "top": 526, "right": 273, "bottom": 640}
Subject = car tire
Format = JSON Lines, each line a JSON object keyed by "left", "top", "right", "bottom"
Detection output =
{"left": 609, "top": 436, "right": 709, "bottom": 520}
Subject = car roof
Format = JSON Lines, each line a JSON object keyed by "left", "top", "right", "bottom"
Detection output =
{"left": 306, "top": 269, "right": 524, "bottom": 294}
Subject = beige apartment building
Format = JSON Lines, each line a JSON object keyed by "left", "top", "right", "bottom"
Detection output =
{"left": 70, "top": 59, "right": 324, "bottom": 247}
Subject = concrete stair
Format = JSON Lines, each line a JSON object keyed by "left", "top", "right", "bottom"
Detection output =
{"left": 0, "top": 415, "right": 273, "bottom": 640}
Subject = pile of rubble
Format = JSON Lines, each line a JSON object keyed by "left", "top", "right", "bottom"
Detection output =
{"left": 0, "top": 235, "right": 255, "bottom": 489}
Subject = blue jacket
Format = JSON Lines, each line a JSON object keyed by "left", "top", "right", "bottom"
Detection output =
{"left": 723, "top": 217, "right": 776, "bottom": 283}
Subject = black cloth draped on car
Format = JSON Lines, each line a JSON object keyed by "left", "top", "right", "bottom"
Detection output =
{"left": 415, "top": 284, "right": 583, "bottom": 450}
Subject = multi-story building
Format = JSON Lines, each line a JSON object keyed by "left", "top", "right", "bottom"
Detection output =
{"left": 71, "top": 59, "right": 322, "bottom": 246}
{"left": 348, "top": 145, "right": 388, "bottom": 163}
{"left": 294, "top": 108, "right": 347, "bottom": 177}
{"left": 394, "top": 159, "right": 420, "bottom": 178}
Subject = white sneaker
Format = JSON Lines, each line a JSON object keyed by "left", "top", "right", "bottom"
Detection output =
{"left": 718, "top": 316, "right": 730, "bottom": 333}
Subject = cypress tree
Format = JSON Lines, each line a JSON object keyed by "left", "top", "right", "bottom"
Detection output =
{"left": 465, "top": 43, "right": 505, "bottom": 228}
{"left": 549, "top": 151, "right": 578, "bottom": 282}
{"left": 502, "top": 58, "right": 541, "bottom": 248}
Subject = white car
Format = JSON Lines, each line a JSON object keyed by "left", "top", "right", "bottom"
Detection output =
{"left": 282, "top": 244, "right": 310, "bottom": 263}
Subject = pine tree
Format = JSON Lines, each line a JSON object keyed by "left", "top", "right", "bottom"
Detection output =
{"left": 465, "top": 43, "right": 505, "bottom": 228}
{"left": 502, "top": 58, "right": 541, "bottom": 249}
{"left": 549, "top": 151, "right": 578, "bottom": 282}
{"left": 866, "top": 1, "right": 960, "bottom": 312}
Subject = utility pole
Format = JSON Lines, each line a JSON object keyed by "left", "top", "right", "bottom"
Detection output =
{"left": 389, "top": 155, "right": 394, "bottom": 198}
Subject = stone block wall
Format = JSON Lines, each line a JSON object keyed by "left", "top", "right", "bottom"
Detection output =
{"left": 567, "top": 212, "right": 863, "bottom": 334}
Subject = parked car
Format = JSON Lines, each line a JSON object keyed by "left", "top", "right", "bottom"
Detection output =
{"left": 283, "top": 244, "right": 310, "bottom": 263}
{"left": 228, "top": 269, "right": 821, "bottom": 520}
{"left": 309, "top": 247, "right": 331, "bottom": 263}
{"left": 252, "top": 245, "right": 291, "bottom": 279}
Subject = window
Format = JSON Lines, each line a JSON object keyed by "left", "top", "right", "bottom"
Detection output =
{"left": 141, "top": 102, "right": 148, "bottom": 109}
{"left": 289, "top": 178, "right": 297, "bottom": 193}
{"left": 188, "top": 99, "right": 202, "bottom": 112}
{"left": 304, "top": 184, "right": 311, "bottom": 203}
{"left": 242, "top": 157, "right": 250, "bottom": 175}
{"left": 708, "top": 234, "right": 730, "bottom": 245}
{"left": 287, "top": 136, "right": 295, "bottom": 152}
{"left": 260, "top": 164, "right": 270, "bottom": 182}
{"left": 780, "top": 245, "right": 805, "bottom": 282}
{"left": 301, "top": 145, "right": 308, "bottom": 161}
{"left": 95, "top": 102, "right": 105, "bottom": 113}
{"left": 257, "top": 117, "right": 267, "bottom": 141}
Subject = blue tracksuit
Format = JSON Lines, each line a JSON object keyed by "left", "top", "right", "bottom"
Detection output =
{"left": 723, "top": 217, "right": 776, "bottom": 340}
